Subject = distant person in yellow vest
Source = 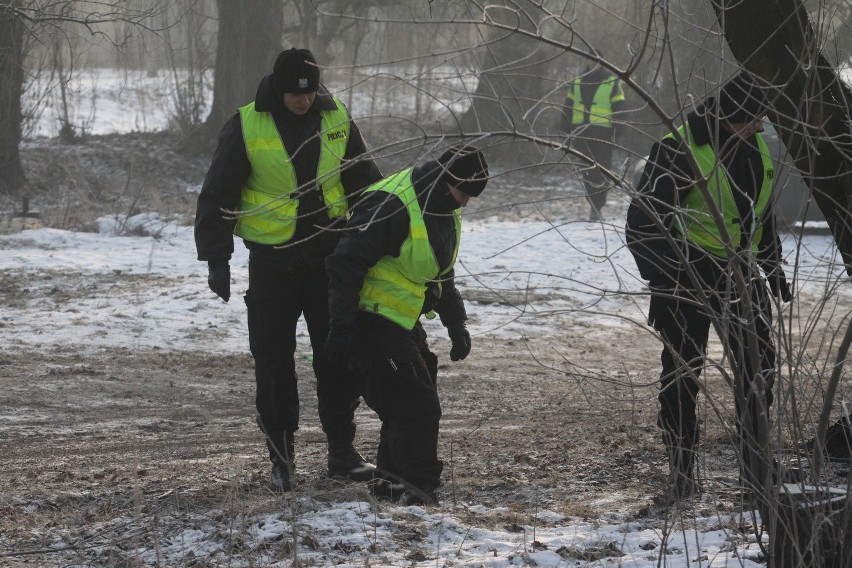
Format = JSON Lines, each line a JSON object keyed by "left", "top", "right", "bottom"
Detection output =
{"left": 564, "top": 58, "right": 626, "bottom": 222}
{"left": 194, "top": 48, "right": 383, "bottom": 492}
{"left": 324, "top": 146, "right": 488, "bottom": 506}
{"left": 625, "top": 71, "right": 791, "bottom": 500}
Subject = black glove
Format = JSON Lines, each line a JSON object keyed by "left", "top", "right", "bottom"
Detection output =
{"left": 207, "top": 260, "right": 230, "bottom": 302}
{"left": 447, "top": 324, "right": 472, "bottom": 362}
{"left": 767, "top": 268, "right": 792, "bottom": 303}
{"left": 325, "top": 327, "right": 353, "bottom": 368}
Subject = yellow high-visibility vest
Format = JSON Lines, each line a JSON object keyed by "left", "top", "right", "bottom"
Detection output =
{"left": 667, "top": 123, "right": 774, "bottom": 258}
{"left": 234, "top": 98, "right": 350, "bottom": 244}
{"left": 567, "top": 75, "right": 624, "bottom": 127}
{"left": 357, "top": 169, "right": 462, "bottom": 330}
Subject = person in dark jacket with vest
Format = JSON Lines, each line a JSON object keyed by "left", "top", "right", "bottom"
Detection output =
{"left": 324, "top": 146, "right": 488, "bottom": 506}
{"left": 625, "top": 71, "right": 791, "bottom": 500}
{"left": 194, "top": 48, "right": 383, "bottom": 492}
{"left": 564, "top": 58, "right": 626, "bottom": 222}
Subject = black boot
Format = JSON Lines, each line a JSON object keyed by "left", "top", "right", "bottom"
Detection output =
{"left": 667, "top": 444, "right": 697, "bottom": 499}
{"left": 271, "top": 460, "right": 292, "bottom": 492}
{"left": 328, "top": 442, "right": 376, "bottom": 481}
{"left": 662, "top": 428, "right": 698, "bottom": 500}
{"left": 369, "top": 475, "right": 438, "bottom": 505}
{"left": 268, "top": 431, "right": 295, "bottom": 492}
{"left": 398, "top": 488, "right": 439, "bottom": 506}
{"left": 369, "top": 476, "right": 406, "bottom": 502}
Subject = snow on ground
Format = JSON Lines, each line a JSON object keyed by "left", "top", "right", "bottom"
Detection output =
{"left": 0, "top": 214, "right": 844, "bottom": 567}
{"left": 0, "top": 213, "right": 843, "bottom": 354}
{"left": 131, "top": 500, "right": 770, "bottom": 567}
{"left": 22, "top": 68, "right": 208, "bottom": 138}
{"left": 0, "top": 214, "right": 643, "bottom": 352}
{"left": 23, "top": 66, "right": 473, "bottom": 139}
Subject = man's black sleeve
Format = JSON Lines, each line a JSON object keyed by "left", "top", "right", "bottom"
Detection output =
{"left": 757, "top": 207, "right": 784, "bottom": 273}
{"left": 625, "top": 138, "right": 693, "bottom": 283}
{"left": 326, "top": 192, "right": 409, "bottom": 329}
{"left": 340, "top": 118, "right": 383, "bottom": 199}
{"left": 432, "top": 269, "right": 467, "bottom": 327}
{"left": 194, "top": 114, "right": 250, "bottom": 262}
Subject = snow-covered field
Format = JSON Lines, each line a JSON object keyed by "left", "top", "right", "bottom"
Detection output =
{"left": 22, "top": 65, "right": 475, "bottom": 139}
{"left": 3, "top": 213, "right": 844, "bottom": 353}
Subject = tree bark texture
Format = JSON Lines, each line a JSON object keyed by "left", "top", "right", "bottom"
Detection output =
{"left": 205, "top": 0, "right": 283, "bottom": 135}
{"left": 459, "top": 1, "right": 550, "bottom": 135}
{"left": 714, "top": 0, "right": 852, "bottom": 275}
{"left": 0, "top": 1, "right": 27, "bottom": 194}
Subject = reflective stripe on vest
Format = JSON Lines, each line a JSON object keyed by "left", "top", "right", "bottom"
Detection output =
{"left": 568, "top": 75, "right": 622, "bottom": 127}
{"left": 667, "top": 123, "right": 774, "bottom": 259}
{"left": 357, "top": 169, "right": 462, "bottom": 330}
{"left": 233, "top": 98, "right": 351, "bottom": 245}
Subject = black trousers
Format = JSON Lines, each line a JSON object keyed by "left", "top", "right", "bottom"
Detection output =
{"left": 245, "top": 252, "right": 360, "bottom": 461}
{"left": 649, "top": 257, "right": 775, "bottom": 455}
{"left": 573, "top": 128, "right": 614, "bottom": 213}
{"left": 353, "top": 318, "right": 443, "bottom": 493}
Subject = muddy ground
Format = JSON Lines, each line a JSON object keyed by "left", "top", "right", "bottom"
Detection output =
{"left": 0, "top": 333, "right": 754, "bottom": 566}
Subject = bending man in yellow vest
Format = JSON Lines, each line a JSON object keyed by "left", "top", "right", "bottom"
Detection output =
{"left": 194, "top": 49, "right": 383, "bottom": 492}
{"left": 565, "top": 59, "right": 626, "bottom": 222}
{"left": 325, "top": 146, "right": 489, "bottom": 506}
{"left": 625, "top": 71, "right": 791, "bottom": 500}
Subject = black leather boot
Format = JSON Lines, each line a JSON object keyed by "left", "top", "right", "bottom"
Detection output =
{"left": 327, "top": 442, "right": 376, "bottom": 481}
{"left": 369, "top": 476, "right": 406, "bottom": 501}
{"left": 663, "top": 429, "right": 698, "bottom": 500}
{"left": 667, "top": 444, "right": 697, "bottom": 499}
{"left": 269, "top": 432, "right": 295, "bottom": 492}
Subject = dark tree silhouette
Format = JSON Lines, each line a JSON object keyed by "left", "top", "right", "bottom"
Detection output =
{"left": 0, "top": 1, "right": 27, "bottom": 195}
{"left": 716, "top": 0, "right": 852, "bottom": 276}
{"left": 204, "top": 0, "right": 282, "bottom": 136}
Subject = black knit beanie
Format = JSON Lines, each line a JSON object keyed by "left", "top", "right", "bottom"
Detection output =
{"left": 717, "top": 71, "right": 767, "bottom": 123}
{"left": 437, "top": 146, "right": 489, "bottom": 197}
{"left": 272, "top": 48, "right": 320, "bottom": 95}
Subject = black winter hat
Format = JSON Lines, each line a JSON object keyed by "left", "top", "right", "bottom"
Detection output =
{"left": 717, "top": 71, "right": 767, "bottom": 123}
{"left": 438, "top": 145, "right": 489, "bottom": 197}
{"left": 272, "top": 48, "right": 320, "bottom": 95}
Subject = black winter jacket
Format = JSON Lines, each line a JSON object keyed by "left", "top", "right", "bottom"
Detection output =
{"left": 625, "top": 103, "right": 784, "bottom": 286}
{"left": 326, "top": 160, "right": 468, "bottom": 333}
{"left": 194, "top": 75, "right": 382, "bottom": 270}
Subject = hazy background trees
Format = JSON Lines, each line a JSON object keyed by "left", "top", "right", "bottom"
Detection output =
{"left": 204, "top": 0, "right": 280, "bottom": 140}
{"left": 0, "top": 1, "right": 693, "bottom": 192}
{"left": 3, "top": 1, "right": 851, "bottom": 167}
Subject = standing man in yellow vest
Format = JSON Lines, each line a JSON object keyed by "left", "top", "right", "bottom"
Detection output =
{"left": 564, "top": 58, "right": 626, "bottom": 222}
{"left": 625, "top": 71, "right": 791, "bottom": 500}
{"left": 194, "top": 48, "right": 383, "bottom": 492}
{"left": 324, "top": 146, "right": 488, "bottom": 506}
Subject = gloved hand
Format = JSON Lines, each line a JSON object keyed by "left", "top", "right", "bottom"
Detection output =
{"left": 447, "top": 323, "right": 472, "bottom": 362}
{"left": 325, "top": 327, "right": 353, "bottom": 368}
{"left": 767, "top": 268, "right": 792, "bottom": 303}
{"left": 207, "top": 260, "right": 230, "bottom": 302}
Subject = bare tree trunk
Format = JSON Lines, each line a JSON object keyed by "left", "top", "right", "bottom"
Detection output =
{"left": 715, "top": 3, "right": 852, "bottom": 565}
{"left": 204, "top": 0, "right": 282, "bottom": 137}
{"left": 295, "top": 0, "right": 319, "bottom": 60}
{"left": 458, "top": 1, "right": 550, "bottom": 136}
{"left": 0, "top": 0, "right": 27, "bottom": 194}
{"left": 715, "top": 0, "right": 852, "bottom": 275}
